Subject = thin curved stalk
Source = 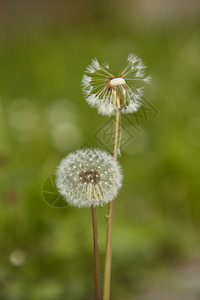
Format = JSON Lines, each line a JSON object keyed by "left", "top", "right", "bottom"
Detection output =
{"left": 103, "top": 109, "right": 120, "bottom": 300}
{"left": 91, "top": 205, "right": 101, "bottom": 300}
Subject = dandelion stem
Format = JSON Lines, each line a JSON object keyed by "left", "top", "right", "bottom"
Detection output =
{"left": 91, "top": 205, "right": 101, "bottom": 300}
{"left": 103, "top": 109, "right": 120, "bottom": 300}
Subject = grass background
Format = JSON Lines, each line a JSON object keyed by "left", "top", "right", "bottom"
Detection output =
{"left": 0, "top": 0, "right": 200, "bottom": 299}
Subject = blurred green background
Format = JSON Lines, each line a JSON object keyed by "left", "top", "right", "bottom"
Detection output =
{"left": 1, "top": 0, "right": 200, "bottom": 299}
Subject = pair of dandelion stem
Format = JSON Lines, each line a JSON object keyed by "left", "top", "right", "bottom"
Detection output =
{"left": 56, "top": 54, "right": 150, "bottom": 300}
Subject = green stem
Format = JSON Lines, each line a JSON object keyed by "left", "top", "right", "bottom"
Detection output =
{"left": 103, "top": 109, "right": 121, "bottom": 300}
{"left": 91, "top": 205, "right": 101, "bottom": 300}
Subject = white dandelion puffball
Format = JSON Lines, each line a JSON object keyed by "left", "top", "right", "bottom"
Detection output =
{"left": 56, "top": 148, "right": 123, "bottom": 207}
{"left": 82, "top": 53, "right": 151, "bottom": 116}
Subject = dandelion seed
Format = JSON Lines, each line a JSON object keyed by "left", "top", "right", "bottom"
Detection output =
{"left": 82, "top": 53, "right": 151, "bottom": 116}
{"left": 56, "top": 148, "right": 123, "bottom": 208}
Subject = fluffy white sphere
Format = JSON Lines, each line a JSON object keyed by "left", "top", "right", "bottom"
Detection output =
{"left": 56, "top": 148, "right": 123, "bottom": 208}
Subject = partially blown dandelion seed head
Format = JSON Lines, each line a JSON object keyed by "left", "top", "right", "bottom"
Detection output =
{"left": 82, "top": 53, "right": 151, "bottom": 116}
{"left": 56, "top": 148, "right": 123, "bottom": 208}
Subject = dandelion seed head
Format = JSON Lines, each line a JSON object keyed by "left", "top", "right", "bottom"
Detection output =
{"left": 82, "top": 53, "right": 151, "bottom": 116}
{"left": 56, "top": 148, "right": 123, "bottom": 208}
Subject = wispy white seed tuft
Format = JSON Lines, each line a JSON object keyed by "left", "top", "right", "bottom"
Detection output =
{"left": 144, "top": 75, "right": 152, "bottom": 83}
{"left": 91, "top": 58, "right": 101, "bottom": 70}
{"left": 56, "top": 148, "right": 123, "bottom": 208}
{"left": 103, "top": 61, "right": 109, "bottom": 69}
{"left": 82, "top": 75, "right": 91, "bottom": 87}
{"left": 82, "top": 53, "right": 151, "bottom": 116}
{"left": 128, "top": 53, "right": 140, "bottom": 63}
